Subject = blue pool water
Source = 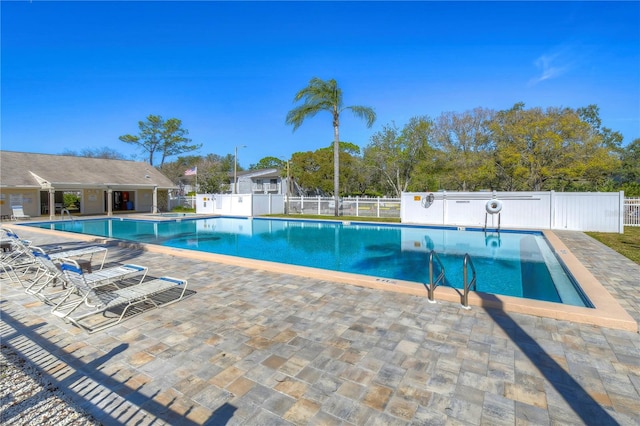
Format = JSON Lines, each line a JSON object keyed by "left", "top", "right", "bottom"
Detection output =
{"left": 22, "top": 217, "right": 591, "bottom": 307}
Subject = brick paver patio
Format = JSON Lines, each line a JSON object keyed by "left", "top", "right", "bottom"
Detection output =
{"left": 1, "top": 225, "right": 639, "bottom": 425}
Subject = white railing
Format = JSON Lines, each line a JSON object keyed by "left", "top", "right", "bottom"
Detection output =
{"left": 168, "top": 196, "right": 196, "bottom": 210}
{"left": 286, "top": 196, "right": 401, "bottom": 218}
{"left": 253, "top": 183, "right": 280, "bottom": 193}
{"left": 625, "top": 197, "right": 640, "bottom": 227}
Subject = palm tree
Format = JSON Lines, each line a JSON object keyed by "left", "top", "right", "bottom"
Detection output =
{"left": 286, "top": 78, "right": 376, "bottom": 216}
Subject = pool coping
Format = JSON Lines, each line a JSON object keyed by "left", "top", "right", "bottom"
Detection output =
{"left": 15, "top": 221, "right": 637, "bottom": 332}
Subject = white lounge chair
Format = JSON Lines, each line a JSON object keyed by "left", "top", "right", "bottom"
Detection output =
{"left": 10, "top": 205, "right": 30, "bottom": 221}
{"left": 46, "top": 245, "right": 108, "bottom": 271}
{"left": 1, "top": 227, "right": 37, "bottom": 282}
{"left": 1, "top": 228, "right": 108, "bottom": 283}
{"left": 52, "top": 258, "right": 189, "bottom": 333}
{"left": 25, "top": 247, "right": 148, "bottom": 305}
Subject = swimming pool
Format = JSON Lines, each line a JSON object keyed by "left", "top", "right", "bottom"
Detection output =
{"left": 23, "top": 217, "right": 591, "bottom": 307}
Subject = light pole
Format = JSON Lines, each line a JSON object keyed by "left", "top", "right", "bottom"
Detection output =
{"left": 234, "top": 145, "right": 246, "bottom": 194}
{"left": 286, "top": 160, "right": 290, "bottom": 198}
{"left": 280, "top": 157, "right": 291, "bottom": 214}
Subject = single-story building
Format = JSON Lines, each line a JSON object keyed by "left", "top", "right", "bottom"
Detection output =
{"left": 0, "top": 151, "right": 177, "bottom": 220}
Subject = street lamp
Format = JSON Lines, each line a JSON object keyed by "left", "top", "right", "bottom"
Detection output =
{"left": 280, "top": 157, "right": 291, "bottom": 214}
{"left": 234, "top": 145, "right": 246, "bottom": 194}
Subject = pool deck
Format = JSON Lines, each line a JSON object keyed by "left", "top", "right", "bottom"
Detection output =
{"left": 1, "top": 223, "right": 639, "bottom": 425}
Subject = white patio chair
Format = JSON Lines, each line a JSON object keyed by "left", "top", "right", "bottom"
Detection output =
{"left": 10, "top": 205, "right": 30, "bottom": 221}
{"left": 1, "top": 227, "right": 37, "bottom": 282}
{"left": 25, "top": 247, "right": 148, "bottom": 305}
{"left": 52, "top": 258, "right": 189, "bottom": 333}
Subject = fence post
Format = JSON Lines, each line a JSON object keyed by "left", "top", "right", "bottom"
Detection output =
{"left": 377, "top": 197, "right": 381, "bottom": 218}
{"left": 442, "top": 191, "right": 447, "bottom": 225}
{"left": 356, "top": 196, "right": 359, "bottom": 217}
{"left": 618, "top": 191, "right": 625, "bottom": 233}
{"left": 317, "top": 196, "right": 321, "bottom": 215}
{"left": 550, "top": 190, "right": 555, "bottom": 230}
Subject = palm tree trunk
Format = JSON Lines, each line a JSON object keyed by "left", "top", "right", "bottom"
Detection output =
{"left": 333, "top": 125, "right": 340, "bottom": 217}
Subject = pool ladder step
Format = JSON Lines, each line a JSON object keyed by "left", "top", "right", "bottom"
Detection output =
{"left": 427, "top": 250, "right": 477, "bottom": 308}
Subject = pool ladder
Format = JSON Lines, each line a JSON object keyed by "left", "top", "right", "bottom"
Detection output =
{"left": 427, "top": 250, "right": 446, "bottom": 303}
{"left": 61, "top": 208, "right": 73, "bottom": 221}
{"left": 427, "top": 250, "right": 477, "bottom": 309}
{"left": 462, "top": 254, "right": 477, "bottom": 309}
{"left": 484, "top": 212, "right": 501, "bottom": 231}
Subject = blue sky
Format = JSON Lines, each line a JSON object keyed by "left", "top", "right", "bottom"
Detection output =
{"left": 2, "top": 1, "right": 639, "bottom": 169}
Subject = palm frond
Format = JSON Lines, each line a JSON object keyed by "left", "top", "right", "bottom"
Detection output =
{"left": 286, "top": 104, "right": 324, "bottom": 131}
{"left": 347, "top": 106, "right": 377, "bottom": 128}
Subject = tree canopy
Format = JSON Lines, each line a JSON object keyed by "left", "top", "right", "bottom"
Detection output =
{"left": 250, "top": 156, "right": 286, "bottom": 170}
{"left": 156, "top": 101, "right": 637, "bottom": 198}
{"left": 119, "top": 114, "right": 201, "bottom": 166}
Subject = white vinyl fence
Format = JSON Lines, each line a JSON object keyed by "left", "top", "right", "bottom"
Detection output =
{"left": 177, "top": 192, "right": 636, "bottom": 232}
{"left": 402, "top": 191, "right": 625, "bottom": 233}
{"left": 286, "top": 196, "right": 400, "bottom": 218}
{"left": 168, "top": 196, "right": 196, "bottom": 210}
{"left": 195, "top": 194, "right": 284, "bottom": 216}
{"left": 625, "top": 197, "right": 640, "bottom": 227}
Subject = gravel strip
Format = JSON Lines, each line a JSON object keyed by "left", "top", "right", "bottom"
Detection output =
{"left": 0, "top": 344, "right": 100, "bottom": 426}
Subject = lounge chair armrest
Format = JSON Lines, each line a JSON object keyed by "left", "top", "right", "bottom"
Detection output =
{"left": 158, "top": 276, "right": 188, "bottom": 286}
{"left": 122, "top": 264, "right": 149, "bottom": 272}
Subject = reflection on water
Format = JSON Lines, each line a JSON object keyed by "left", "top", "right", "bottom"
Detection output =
{"left": 25, "top": 217, "right": 584, "bottom": 305}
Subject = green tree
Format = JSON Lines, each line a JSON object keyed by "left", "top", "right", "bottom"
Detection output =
{"left": 433, "top": 108, "right": 495, "bottom": 191}
{"left": 619, "top": 138, "right": 640, "bottom": 196}
{"left": 159, "top": 155, "right": 201, "bottom": 184}
{"left": 286, "top": 77, "right": 376, "bottom": 216}
{"left": 159, "top": 118, "right": 201, "bottom": 167}
{"left": 162, "top": 154, "right": 232, "bottom": 194}
{"left": 363, "top": 117, "right": 435, "bottom": 197}
{"left": 119, "top": 114, "right": 201, "bottom": 166}
{"left": 333, "top": 142, "right": 364, "bottom": 196}
{"left": 250, "top": 156, "right": 286, "bottom": 170}
{"left": 290, "top": 142, "right": 362, "bottom": 196}
{"left": 620, "top": 139, "right": 640, "bottom": 183}
{"left": 489, "top": 103, "right": 620, "bottom": 191}
{"left": 198, "top": 154, "right": 232, "bottom": 194}
{"left": 290, "top": 150, "right": 329, "bottom": 195}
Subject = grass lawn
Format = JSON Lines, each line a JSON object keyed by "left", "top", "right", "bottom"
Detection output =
{"left": 586, "top": 226, "right": 640, "bottom": 265}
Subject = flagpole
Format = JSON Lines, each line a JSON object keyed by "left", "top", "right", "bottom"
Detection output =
{"left": 194, "top": 167, "right": 198, "bottom": 209}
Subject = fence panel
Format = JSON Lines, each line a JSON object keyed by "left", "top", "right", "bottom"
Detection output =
{"left": 168, "top": 196, "right": 195, "bottom": 210}
{"left": 402, "top": 191, "right": 624, "bottom": 233}
{"left": 625, "top": 198, "right": 640, "bottom": 227}
{"left": 184, "top": 193, "right": 638, "bottom": 230}
{"left": 287, "top": 196, "right": 401, "bottom": 218}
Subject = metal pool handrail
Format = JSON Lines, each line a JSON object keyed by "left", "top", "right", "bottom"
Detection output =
{"left": 462, "top": 253, "right": 477, "bottom": 309}
{"left": 427, "top": 250, "right": 445, "bottom": 303}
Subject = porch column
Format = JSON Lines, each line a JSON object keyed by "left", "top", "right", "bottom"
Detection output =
{"left": 107, "top": 188, "right": 113, "bottom": 216}
{"left": 48, "top": 188, "right": 55, "bottom": 221}
{"left": 152, "top": 186, "right": 158, "bottom": 214}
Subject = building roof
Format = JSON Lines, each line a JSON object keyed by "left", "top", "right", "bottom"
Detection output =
{"left": 0, "top": 151, "right": 176, "bottom": 190}
{"left": 235, "top": 168, "right": 281, "bottom": 179}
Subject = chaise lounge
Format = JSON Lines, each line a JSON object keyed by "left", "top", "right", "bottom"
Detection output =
{"left": 25, "top": 247, "right": 148, "bottom": 305}
{"left": 51, "top": 258, "right": 189, "bottom": 333}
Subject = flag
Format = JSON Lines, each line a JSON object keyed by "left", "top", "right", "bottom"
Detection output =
{"left": 185, "top": 166, "right": 197, "bottom": 176}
